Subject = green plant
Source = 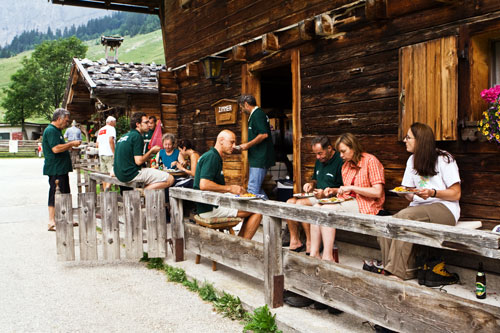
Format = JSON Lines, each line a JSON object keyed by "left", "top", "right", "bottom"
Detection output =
{"left": 165, "top": 265, "right": 187, "bottom": 283}
{"left": 183, "top": 278, "right": 200, "bottom": 292}
{"left": 198, "top": 281, "right": 218, "bottom": 302}
{"left": 116, "top": 115, "right": 130, "bottom": 139}
{"left": 243, "top": 305, "right": 282, "bottom": 333}
{"left": 146, "top": 257, "right": 165, "bottom": 270}
{"left": 214, "top": 292, "right": 248, "bottom": 321}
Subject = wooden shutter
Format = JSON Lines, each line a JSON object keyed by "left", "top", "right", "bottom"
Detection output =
{"left": 399, "top": 36, "right": 458, "bottom": 140}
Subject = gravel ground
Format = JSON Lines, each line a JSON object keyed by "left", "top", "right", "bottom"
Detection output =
{"left": 0, "top": 158, "right": 244, "bottom": 332}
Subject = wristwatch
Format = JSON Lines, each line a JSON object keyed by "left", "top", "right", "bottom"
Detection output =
{"left": 431, "top": 189, "right": 437, "bottom": 197}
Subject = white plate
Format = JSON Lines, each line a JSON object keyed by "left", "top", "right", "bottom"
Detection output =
{"left": 389, "top": 189, "right": 415, "bottom": 194}
{"left": 293, "top": 193, "right": 314, "bottom": 199}
{"left": 318, "top": 198, "right": 345, "bottom": 204}
{"left": 233, "top": 195, "right": 258, "bottom": 200}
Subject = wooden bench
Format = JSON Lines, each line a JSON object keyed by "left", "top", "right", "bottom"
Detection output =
{"left": 88, "top": 172, "right": 145, "bottom": 192}
{"left": 193, "top": 214, "right": 243, "bottom": 271}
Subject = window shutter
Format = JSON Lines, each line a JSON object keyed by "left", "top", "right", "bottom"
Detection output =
{"left": 399, "top": 36, "right": 458, "bottom": 140}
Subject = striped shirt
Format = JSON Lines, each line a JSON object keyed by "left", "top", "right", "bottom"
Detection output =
{"left": 340, "top": 153, "right": 385, "bottom": 215}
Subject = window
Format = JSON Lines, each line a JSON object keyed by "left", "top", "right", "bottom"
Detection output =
{"left": 399, "top": 36, "right": 458, "bottom": 140}
{"left": 0, "top": 133, "right": 9, "bottom": 140}
{"left": 491, "top": 40, "right": 500, "bottom": 86}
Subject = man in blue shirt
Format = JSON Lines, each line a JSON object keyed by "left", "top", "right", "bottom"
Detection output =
{"left": 64, "top": 120, "right": 82, "bottom": 141}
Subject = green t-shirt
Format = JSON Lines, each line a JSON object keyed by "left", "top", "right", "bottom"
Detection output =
{"left": 248, "top": 107, "right": 276, "bottom": 169}
{"left": 114, "top": 129, "right": 144, "bottom": 182}
{"left": 311, "top": 151, "right": 344, "bottom": 189}
{"left": 143, "top": 129, "right": 154, "bottom": 140}
{"left": 42, "top": 124, "right": 73, "bottom": 176}
{"left": 193, "top": 147, "right": 225, "bottom": 214}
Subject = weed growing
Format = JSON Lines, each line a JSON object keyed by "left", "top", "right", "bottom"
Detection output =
{"left": 243, "top": 305, "right": 282, "bottom": 333}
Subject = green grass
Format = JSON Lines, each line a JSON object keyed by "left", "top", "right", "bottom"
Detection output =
{"left": 0, "top": 30, "right": 165, "bottom": 119}
{"left": 0, "top": 151, "right": 39, "bottom": 158}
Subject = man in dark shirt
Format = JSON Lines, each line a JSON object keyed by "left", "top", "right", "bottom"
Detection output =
{"left": 194, "top": 130, "right": 262, "bottom": 240}
{"left": 43, "top": 108, "right": 81, "bottom": 231}
{"left": 114, "top": 112, "right": 174, "bottom": 189}
{"left": 286, "top": 136, "right": 343, "bottom": 254}
{"left": 235, "top": 95, "right": 275, "bottom": 199}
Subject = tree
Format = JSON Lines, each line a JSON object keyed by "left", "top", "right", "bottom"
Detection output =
{"left": 1, "top": 58, "right": 44, "bottom": 139}
{"left": 31, "top": 36, "right": 87, "bottom": 119}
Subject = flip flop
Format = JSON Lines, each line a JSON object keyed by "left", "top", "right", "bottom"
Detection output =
{"left": 290, "top": 244, "right": 306, "bottom": 252}
{"left": 48, "top": 224, "right": 56, "bottom": 232}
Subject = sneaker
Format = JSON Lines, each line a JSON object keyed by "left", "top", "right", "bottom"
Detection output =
{"left": 363, "top": 259, "right": 384, "bottom": 274}
{"left": 424, "top": 259, "right": 459, "bottom": 287}
{"left": 284, "top": 293, "right": 314, "bottom": 308}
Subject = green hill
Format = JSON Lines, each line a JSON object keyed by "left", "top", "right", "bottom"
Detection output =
{"left": 0, "top": 29, "right": 165, "bottom": 120}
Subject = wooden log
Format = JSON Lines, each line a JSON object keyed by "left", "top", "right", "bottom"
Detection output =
{"left": 123, "top": 190, "right": 143, "bottom": 259}
{"left": 262, "top": 32, "right": 279, "bottom": 53}
{"left": 231, "top": 45, "right": 247, "bottom": 62}
{"left": 160, "top": 93, "right": 178, "bottom": 104}
{"left": 145, "top": 189, "right": 167, "bottom": 258}
{"left": 184, "top": 223, "right": 264, "bottom": 280}
{"left": 169, "top": 196, "right": 184, "bottom": 262}
{"left": 168, "top": 188, "right": 500, "bottom": 258}
{"left": 55, "top": 193, "right": 75, "bottom": 261}
{"left": 101, "top": 191, "right": 120, "bottom": 260}
{"left": 365, "top": 0, "right": 388, "bottom": 20}
{"left": 78, "top": 193, "right": 97, "bottom": 261}
{"left": 185, "top": 62, "right": 198, "bottom": 78}
{"left": 263, "top": 216, "right": 283, "bottom": 308}
{"left": 284, "top": 251, "right": 500, "bottom": 332}
{"left": 314, "top": 13, "right": 334, "bottom": 36}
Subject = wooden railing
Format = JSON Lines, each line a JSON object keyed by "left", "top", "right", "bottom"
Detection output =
{"left": 168, "top": 187, "right": 500, "bottom": 333}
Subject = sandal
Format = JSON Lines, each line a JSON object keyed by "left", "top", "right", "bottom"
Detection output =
{"left": 48, "top": 224, "right": 56, "bottom": 232}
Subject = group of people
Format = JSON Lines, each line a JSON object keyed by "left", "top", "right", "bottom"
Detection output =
{"left": 43, "top": 96, "right": 462, "bottom": 302}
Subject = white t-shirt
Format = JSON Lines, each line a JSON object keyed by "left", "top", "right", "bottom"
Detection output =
{"left": 402, "top": 153, "right": 461, "bottom": 223}
{"left": 96, "top": 125, "right": 116, "bottom": 156}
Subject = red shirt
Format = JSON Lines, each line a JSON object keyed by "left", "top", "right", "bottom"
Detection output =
{"left": 340, "top": 153, "right": 385, "bottom": 215}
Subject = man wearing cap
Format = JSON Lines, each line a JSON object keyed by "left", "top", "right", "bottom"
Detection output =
{"left": 64, "top": 120, "right": 82, "bottom": 141}
{"left": 96, "top": 116, "right": 117, "bottom": 191}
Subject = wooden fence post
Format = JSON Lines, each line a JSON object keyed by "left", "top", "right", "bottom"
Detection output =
{"left": 145, "top": 189, "right": 167, "bottom": 258}
{"left": 101, "top": 191, "right": 120, "bottom": 260}
{"left": 55, "top": 192, "right": 75, "bottom": 261}
{"left": 78, "top": 192, "right": 97, "bottom": 260}
{"left": 123, "top": 190, "right": 143, "bottom": 259}
{"left": 263, "top": 215, "right": 284, "bottom": 308}
{"left": 170, "top": 196, "right": 184, "bottom": 262}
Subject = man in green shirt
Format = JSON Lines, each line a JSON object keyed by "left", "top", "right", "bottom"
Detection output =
{"left": 114, "top": 112, "right": 174, "bottom": 189}
{"left": 285, "top": 136, "right": 343, "bottom": 254}
{"left": 235, "top": 95, "right": 275, "bottom": 199}
{"left": 194, "top": 130, "right": 262, "bottom": 240}
{"left": 43, "top": 108, "right": 82, "bottom": 231}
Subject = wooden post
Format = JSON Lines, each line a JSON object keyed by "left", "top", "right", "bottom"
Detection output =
{"left": 78, "top": 192, "right": 97, "bottom": 260}
{"left": 170, "top": 196, "right": 184, "bottom": 262}
{"left": 291, "top": 49, "right": 302, "bottom": 193}
{"left": 145, "top": 189, "right": 167, "bottom": 258}
{"left": 263, "top": 216, "right": 284, "bottom": 308}
{"left": 55, "top": 192, "right": 75, "bottom": 261}
{"left": 123, "top": 190, "right": 143, "bottom": 259}
{"left": 101, "top": 191, "right": 120, "bottom": 260}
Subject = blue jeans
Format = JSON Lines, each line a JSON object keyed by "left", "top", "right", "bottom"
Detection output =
{"left": 248, "top": 167, "right": 268, "bottom": 199}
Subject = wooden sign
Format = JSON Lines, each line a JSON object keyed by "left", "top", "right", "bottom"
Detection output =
{"left": 212, "top": 99, "right": 238, "bottom": 125}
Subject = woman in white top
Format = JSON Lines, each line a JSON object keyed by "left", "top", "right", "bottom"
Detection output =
{"left": 378, "top": 122, "right": 461, "bottom": 281}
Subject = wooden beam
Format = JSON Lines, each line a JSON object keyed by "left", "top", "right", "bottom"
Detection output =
{"left": 263, "top": 216, "right": 283, "bottom": 308}
{"left": 314, "top": 13, "right": 334, "bottom": 36}
{"left": 51, "top": 0, "right": 159, "bottom": 15}
{"left": 262, "top": 32, "right": 279, "bottom": 53}
{"left": 291, "top": 49, "right": 302, "bottom": 193}
{"left": 231, "top": 45, "right": 247, "bottom": 62}
{"left": 168, "top": 188, "right": 500, "bottom": 258}
{"left": 185, "top": 62, "right": 198, "bottom": 78}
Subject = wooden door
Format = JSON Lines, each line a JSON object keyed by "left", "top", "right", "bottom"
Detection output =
{"left": 399, "top": 36, "right": 458, "bottom": 140}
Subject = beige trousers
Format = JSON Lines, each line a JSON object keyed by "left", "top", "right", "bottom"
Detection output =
{"left": 377, "top": 203, "right": 455, "bottom": 279}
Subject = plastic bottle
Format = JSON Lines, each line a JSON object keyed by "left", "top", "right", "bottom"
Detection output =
{"left": 476, "top": 262, "right": 486, "bottom": 299}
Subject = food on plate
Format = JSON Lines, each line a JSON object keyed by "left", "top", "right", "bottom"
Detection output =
{"left": 392, "top": 186, "right": 418, "bottom": 193}
{"left": 239, "top": 193, "right": 256, "bottom": 197}
{"left": 318, "top": 197, "right": 345, "bottom": 204}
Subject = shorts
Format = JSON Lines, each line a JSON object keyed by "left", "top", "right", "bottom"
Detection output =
{"left": 48, "top": 174, "right": 70, "bottom": 207}
{"left": 320, "top": 198, "right": 360, "bottom": 213}
{"left": 199, "top": 206, "right": 239, "bottom": 219}
{"left": 99, "top": 155, "right": 114, "bottom": 174}
{"left": 130, "top": 168, "right": 171, "bottom": 186}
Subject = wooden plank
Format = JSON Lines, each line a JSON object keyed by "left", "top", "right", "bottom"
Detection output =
{"left": 101, "top": 191, "right": 120, "bottom": 260}
{"left": 291, "top": 49, "right": 302, "bottom": 192}
{"left": 170, "top": 196, "right": 185, "bottom": 262}
{"left": 263, "top": 216, "right": 283, "bottom": 308}
{"left": 231, "top": 45, "right": 247, "bottom": 62}
{"left": 284, "top": 251, "right": 500, "bottom": 332}
{"left": 441, "top": 35, "right": 458, "bottom": 140}
{"left": 123, "top": 190, "right": 143, "bottom": 259}
{"left": 160, "top": 93, "right": 178, "bottom": 104}
{"left": 78, "top": 193, "right": 97, "bottom": 261}
{"left": 89, "top": 173, "right": 145, "bottom": 188}
{"left": 168, "top": 188, "right": 500, "bottom": 257}
{"left": 55, "top": 193, "right": 75, "bottom": 261}
{"left": 185, "top": 223, "right": 264, "bottom": 280}
{"left": 145, "top": 189, "right": 167, "bottom": 258}
{"left": 262, "top": 32, "right": 279, "bottom": 53}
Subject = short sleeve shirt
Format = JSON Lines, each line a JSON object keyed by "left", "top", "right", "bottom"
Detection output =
{"left": 64, "top": 126, "right": 81, "bottom": 141}
{"left": 159, "top": 148, "right": 180, "bottom": 168}
{"left": 402, "top": 153, "right": 461, "bottom": 222}
{"left": 96, "top": 125, "right": 116, "bottom": 156}
{"left": 193, "top": 147, "right": 225, "bottom": 214}
{"left": 340, "top": 153, "right": 385, "bottom": 215}
{"left": 248, "top": 107, "right": 276, "bottom": 169}
{"left": 113, "top": 129, "right": 144, "bottom": 182}
{"left": 311, "top": 151, "right": 344, "bottom": 189}
{"left": 143, "top": 129, "right": 154, "bottom": 140}
{"left": 42, "top": 124, "right": 73, "bottom": 176}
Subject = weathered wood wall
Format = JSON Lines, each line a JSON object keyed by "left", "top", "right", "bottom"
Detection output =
{"left": 169, "top": 0, "right": 500, "bottom": 228}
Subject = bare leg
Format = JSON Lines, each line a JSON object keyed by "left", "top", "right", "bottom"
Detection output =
{"left": 310, "top": 224, "right": 322, "bottom": 259}
{"left": 237, "top": 212, "right": 262, "bottom": 240}
{"left": 48, "top": 206, "right": 55, "bottom": 225}
{"left": 320, "top": 226, "right": 336, "bottom": 261}
{"left": 301, "top": 222, "right": 311, "bottom": 253}
{"left": 287, "top": 220, "right": 303, "bottom": 249}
